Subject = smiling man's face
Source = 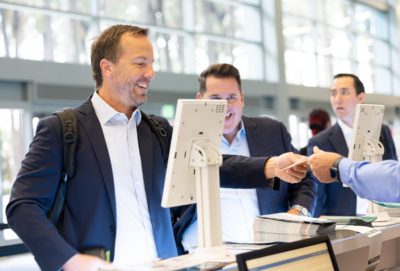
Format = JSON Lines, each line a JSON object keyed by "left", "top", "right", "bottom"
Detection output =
{"left": 112, "top": 33, "right": 155, "bottom": 108}
{"left": 197, "top": 75, "right": 244, "bottom": 142}
{"left": 330, "top": 76, "right": 365, "bottom": 127}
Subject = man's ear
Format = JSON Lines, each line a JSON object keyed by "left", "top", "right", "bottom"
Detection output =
{"left": 241, "top": 91, "right": 244, "bottom": 107}
{"left": 196, "top": 93, "right": 202, "bottom": 100}
{"left": 100, "top": 59, "right": 114, "bottom": 80}
{"left": 357, "top": 92, "right": 365, "bottom": 104}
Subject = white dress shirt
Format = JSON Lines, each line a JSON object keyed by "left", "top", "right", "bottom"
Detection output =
{"left": 181, "top": 120, "right": 260, "bottom": 252}
{"left": 337, "top": 118, "right": 369, "bottom": 215}
{"left": 91, "top": 92, "right": 158, "bottom": 266}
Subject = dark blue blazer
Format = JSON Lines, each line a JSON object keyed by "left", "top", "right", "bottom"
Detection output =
{"left": 307, "top": 122, "right": 398, "bottom": 217}
{"left": 6, "top": 97, "right": 272, "bottom": 271}
{"left": 173, "top": 116, "right": 318, "bottom": 255}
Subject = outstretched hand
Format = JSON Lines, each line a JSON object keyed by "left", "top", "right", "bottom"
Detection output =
{"left": 63, "top": 254, "right": 113, "bottom": 271}
{"left": 307, "top": 146, "right": 341, "bottom": 183}
{"left": 265, "top": 152, "right": 309, "bottom": 183}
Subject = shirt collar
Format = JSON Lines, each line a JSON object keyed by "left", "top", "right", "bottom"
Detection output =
{"left": 338, "top": 118, "right": 353, "bottom": 135}
{"left": 91, "top": 91, "right": 142, "bottom": 126}
{"left": 221, "top": 119, "right": 246, "bottom": 146}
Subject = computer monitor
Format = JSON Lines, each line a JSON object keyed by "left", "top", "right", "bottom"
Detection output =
{"left": 161, "top": 99, "right": 231, "bottom": 259}
{"left": 236, "top": 235, "right": 339, "bottom": 271}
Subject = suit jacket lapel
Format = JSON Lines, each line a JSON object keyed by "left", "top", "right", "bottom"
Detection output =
{"left": 77, "top": 97, "right": 116, "bottom": 220}
{"left": 137, "top": 120, "right": 153, "bottom": 209}
{"left": 242, "top": 116, "right": 267, "bottom": 214}
{"left": 242, "top": 116, "right": 260, "bottom": 157}
{"left": 329, "top": 123, "right": 349, "bottom": 156}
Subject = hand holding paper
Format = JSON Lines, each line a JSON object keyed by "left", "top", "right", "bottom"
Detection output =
{"left": 307, "top": 146, "right": 341, "bottom": 183}
{"left": 265, "top": 153, "right": 309, "bottom": 183}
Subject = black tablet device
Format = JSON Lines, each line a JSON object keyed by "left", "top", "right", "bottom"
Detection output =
{"left": 236, "top": 235, "right": 339, "bottom": 271}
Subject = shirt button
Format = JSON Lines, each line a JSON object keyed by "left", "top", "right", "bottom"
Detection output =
{"left": 109, "top": 226, "right": 116, "bottom": 233}
{"left": 136, "top": 181, "right": 139, "bottom": 185}
{"left": 130, "top": 152, "right": 134, "bottom": 156}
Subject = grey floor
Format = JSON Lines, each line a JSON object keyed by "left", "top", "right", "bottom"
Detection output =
{"left": 0, "top": 253, "right": 41, "bottom": 271}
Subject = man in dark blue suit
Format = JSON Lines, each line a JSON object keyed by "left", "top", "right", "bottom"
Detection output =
{"left": 308, "top": 74, "right": 397, "bottom": 217}
{"left": 174, "top": 64, "right": 317, "bottom": 254}
{"left": 6, "top": 27, "right": 309, "bottom": 271}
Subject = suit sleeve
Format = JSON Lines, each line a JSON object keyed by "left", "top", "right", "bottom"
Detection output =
{"left": 161, "top": 117, "right": 278, "bottom": 191}
{"left": 220, "top": 155, "right": 279, "bottom": 190}
{"left": 6, "top": 117, "right": 78, "bottom": 271}
{"left": 383, "top": 124, "right": 398, "bottom": 161}
{"left": 278, "top": 123, "right": 318, "bottom": 215}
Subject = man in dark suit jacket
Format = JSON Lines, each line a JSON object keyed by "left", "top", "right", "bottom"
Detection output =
{"left": 308, "top": 74, "right": 398, "bottom": 217}
{"left": 6, "top": 27, "right": 308, "bottom": 271}
{"left": 174, "top": 64, "right": 317, "bottom": 254}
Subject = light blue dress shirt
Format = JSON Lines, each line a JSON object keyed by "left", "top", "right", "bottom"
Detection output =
{"left": 91, "top": 92, "right": 158, "bottom": 266}
{"left": 181, "top": 120, "right": 260, "bottom": 252}
{"left": 339, "top": 158, "right": 400, "bottom": 203}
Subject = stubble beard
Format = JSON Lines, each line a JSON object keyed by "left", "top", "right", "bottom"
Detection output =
{"left": 114, "top": 77, "right": 148, "bottom": 109}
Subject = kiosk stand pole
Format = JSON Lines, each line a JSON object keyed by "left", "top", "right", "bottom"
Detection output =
{"left": 189, "top": 141, "right": 232, "bottom": 260}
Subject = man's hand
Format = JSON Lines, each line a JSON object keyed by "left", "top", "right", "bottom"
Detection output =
{"left": 264, "top": 152, "right": 309, "bottom": 183}
{"left": 307, "top": 146, "right": 341, "bottom": 183}
{"left": 63, "top": 254, "right": 113, "bottom": 271}
{"left": 286, "top": 208, "right": 301, "bottom": 216}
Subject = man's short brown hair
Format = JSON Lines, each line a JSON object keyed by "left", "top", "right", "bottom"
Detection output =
{"left": 91, "top": 25, "right": 148, "bottom": 90}
{"left": 198, "top": 63, "right": 242, "bottom": 96}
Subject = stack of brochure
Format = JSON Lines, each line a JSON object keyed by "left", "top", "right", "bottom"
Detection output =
{"left": 320, "top": 216, "right": 377, "bottom": 227}
{"left": 253, "top": 213, "right": 336, "bottom": 242}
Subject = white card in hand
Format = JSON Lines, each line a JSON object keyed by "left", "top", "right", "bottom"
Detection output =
{"left": 280, "top": 157, "right": 307, "bottom": 171}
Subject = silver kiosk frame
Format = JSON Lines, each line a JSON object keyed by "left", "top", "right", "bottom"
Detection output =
{"left": 162, "top": 99, "right": 233, "bottom": 260}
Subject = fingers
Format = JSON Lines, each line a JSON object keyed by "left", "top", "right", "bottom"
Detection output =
{"left": 293, "top": 164, "right": 309, "bottom": 173}
{"left": 287, "top": 168, "right": 306, "bottom": 180}
{"left": 313, "top": 146, "right": 322, "bottom": 154}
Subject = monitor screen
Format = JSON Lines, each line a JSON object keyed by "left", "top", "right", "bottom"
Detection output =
{"left": 245, "top": 243, "right": 335, "bottom": 271}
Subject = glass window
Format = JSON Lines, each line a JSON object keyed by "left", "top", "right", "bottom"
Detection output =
{"left": 357, "top": 36, "right": 390, "bottom": 67}
{"left": 0, "top": 9, "right": 92, "bottom": 63}
{"left": 374, "top": 67, "right": 391, "bottom": 95}
{"left": 234, "top": 0, "right": 260, "bottom": 4}
{"left": 282, "top": 16, "right": 314, "bottom": 53}
{"left": 285, "top": 50, "right": 318, "bottom": 87}
{"left": 194, "top": 0, "right": 261, "bottom": 42}
{"left": 393, "top": 75, "right": 400, "bottom": 97}
{"left": 195, "top": 37, "right": 263, "bottom": 80}
{"left": 317, "top": 55, "right": 332, "bottom": 87}
{"left": 392, "top": 48, "right": 400, "bottom": 76}
{"left": 354, "top": 4, "right": 388, "bottom": 40}
{"left": 317, "top": 0, "right": 352, "bottom": 29}
{"left": 317, "top": 25, "right": 352, "bottom": 59}
{"left": 332, "top": 58, "right": 352, "bottom": 75}
{"left": 1, "top": 0, "right": 91, "bottom": 14}
{"left": 389, "top": 10, "right": 399, "bottom": 48}
{"left": 148, "top": 31, "right": 187, "bottom": 74}
{"left": 281, "top": 0, "right": 313, "bottom": 19}
{"left": 373, "top": 39, "right": 390, "bottom": 67}
{"left": 0, "top": 109, "right": 25, "bottom": 225}
{"left": 98, "top": 0, "right": 183, "bottom": 29}
{"left": 358, "top": 63, "right": 374, "bottom": 93}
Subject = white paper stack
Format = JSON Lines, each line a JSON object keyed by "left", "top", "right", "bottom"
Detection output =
{"left": 253, "top": 213, "right": 336, "bottom": 242}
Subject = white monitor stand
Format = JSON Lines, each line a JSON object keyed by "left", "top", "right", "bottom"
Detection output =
{"left": 348, "top": 104, "right": 385, "bottom": 213}
{"left": 161, "top": 99, "right": 233, "bottom": 260}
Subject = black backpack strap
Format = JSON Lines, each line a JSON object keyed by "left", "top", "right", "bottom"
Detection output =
{"left": 49, "top": 108, "right": 78, "bottom": 226}
{"left": 140, "top": 110, "right": 170, "bottom": 167}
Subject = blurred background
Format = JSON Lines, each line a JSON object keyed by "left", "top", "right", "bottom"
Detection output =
{"left": 0, "top": 0, "right": 400, "bottom": 269}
